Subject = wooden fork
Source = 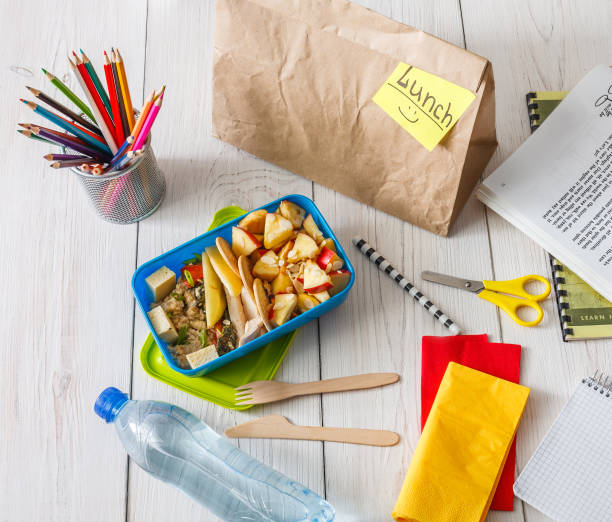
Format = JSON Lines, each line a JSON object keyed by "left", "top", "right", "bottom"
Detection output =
{"left": 234, "top": 372, "right": 399, "bottom": 405}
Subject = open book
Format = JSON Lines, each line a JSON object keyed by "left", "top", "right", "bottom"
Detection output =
{"left": 478, "top": 65, "right": 612, "bottom": 302}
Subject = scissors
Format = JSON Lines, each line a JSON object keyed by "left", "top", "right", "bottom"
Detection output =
{"left": 421, "top": 271, "right": 551, "bottom": 327}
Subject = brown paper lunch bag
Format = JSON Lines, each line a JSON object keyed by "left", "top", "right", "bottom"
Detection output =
{"left": 212, "top": 0, "right": 497, "bottom": 236}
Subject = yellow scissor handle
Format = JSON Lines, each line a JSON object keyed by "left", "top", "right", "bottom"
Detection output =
{"left": 482, "top": 275, "right": 551, "bottom": 301}
{"left": 478, "top": 289, "right": 545, "bottom": 327}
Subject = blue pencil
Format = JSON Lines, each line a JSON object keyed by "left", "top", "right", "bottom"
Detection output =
{"left": 21, "top": 99, "right": 112, "bottom": 155}
{"left": 110, "top": 136, "right": 133, "bottom": 164}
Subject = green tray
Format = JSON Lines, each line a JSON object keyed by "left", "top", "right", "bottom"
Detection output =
{"left": 139, "top": 205, "right": 296, "bottom": 410}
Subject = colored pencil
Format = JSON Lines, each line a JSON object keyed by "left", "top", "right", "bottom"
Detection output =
{"left": 80, "top": 49, "right": 112, "bottom": 118}
{"left": 26, "top": 86, "right": 101, "bottom": 135}
{"left": 91, "top": 165, "right": 104, "bottom": 175}
{"left": 44, "top": 153, "right": 95, "bottom": 161}
{"left": 73, "top": 52, "right": 117, "bottom": 147}
{"left": 132, "top": 94, "right": 163, "bottom": 151}
{"left": 20, "top": 123, "right": 93, "bottom": 148}
{"left": 110, "top": 136, "right": 133, "bottom": 164}
{"left": 21, "top": 99, "right": 111, "bottom": 155}
{"left": 68, "top": 57, "right": 118, "bottom": 154}
{"left": 18, "top": 129, "right": 55, "bottom": 145}
{"left": 53, "top": 112, "right": 107, "bottom": 144}
{"left": 29, "top": 126, "right": 111, "bottom": 160}
{"left": 115, "top": 49, "right": 135, "bottom": 131}
{"left": 104, "top": 51, "right": 124, "bottom": 144}
{"left": 111, "top": 49, "right": 130, "bottom": 141}
{"left": 50, "top": 158, "right": 100, "bottom": 168}
{"left": 127, "top": 90, "right": 155, "bottom": 147}
{"left": 42, "top": 68, "right": 95, "bottom": 122}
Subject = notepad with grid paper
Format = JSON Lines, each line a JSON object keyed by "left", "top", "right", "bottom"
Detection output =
{"left": 514, "top": 374, "right": 612, "bottom": 522}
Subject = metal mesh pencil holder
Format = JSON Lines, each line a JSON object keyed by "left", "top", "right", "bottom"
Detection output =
{"left": 71, "top": 136, "right": 166, "bottom": 224}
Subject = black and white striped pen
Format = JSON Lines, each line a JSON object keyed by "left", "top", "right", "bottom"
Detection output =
{"left": 352, "top": 237, "right": 462, "bottom": 335}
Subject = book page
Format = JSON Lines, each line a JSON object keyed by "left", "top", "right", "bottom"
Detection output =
{"left": 479, "top": 65, "right": 612, "bottom": 298}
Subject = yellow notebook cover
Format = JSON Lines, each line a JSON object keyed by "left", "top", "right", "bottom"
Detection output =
{"left": 393, "top": 362, "right": 530, "bottom": 522}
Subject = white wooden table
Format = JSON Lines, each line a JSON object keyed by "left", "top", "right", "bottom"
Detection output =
{"left": 2, "top": 1, "right": 611, "bottom": 520}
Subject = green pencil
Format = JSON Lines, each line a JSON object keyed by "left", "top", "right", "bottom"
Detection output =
{"left": 17, "top": 129, "right": 55, "bottom": 145}
{"left": 80, "top": 50, "right": 113, "bottom": 119}
{"left": 42, "top": 67, "right": 96, "bottom": 122}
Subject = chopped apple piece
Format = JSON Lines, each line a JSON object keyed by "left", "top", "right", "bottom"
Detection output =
{"left": 287, "top": 232, "right": 320, "bottom": 262}
{"left": 297, "top": 293, "right": 319, "bottom": 313}
{"left": 319, "top": 238, "right": 336, "bottom": 252}
{"left": 216, "top": 236, "right": 240, "bottom": 277}
{"left": 279, "top": 200, "right": 306, "bottom": 229}
{"left": 271, "top": 271, "right": 294, "bottom": 294}
{"left": 252, "top": 250, "right": 280, "bottom": 281}
{"left": 312, "top": 290, "right": 330, "bottom": 302}
{"left": 303, "top": 214, "right": 324, "bottom": 243}
{"left": 253, "top": 233, "right": 264, "bottom": 243}
{"left": 272, "top": 293, "right": 298, "bottom": 327}
{"left": 277, "top": 240, "right": 294, "bottom": 262}
{"left": 232, "top": 226, "right": 261, "bottom": 257}
{"left": 263, "top": 213, "right": 294, "bottom": 249}
{"left": 205, "top": 245, "right": 243, "bottom": 297}
{"left": 253, "top": 278, "right": 273, "bottom": 331}
{"left": 202, "top": 252, "right": 226, "bottom": 328}
{"left": 303, "top": 260, "right": 332, "bottom": 293}
{"left": 316, "top": 247, "right": 344, "bottom": 273}
{"left": 328, "top": 269, "right": 351, "bottom": 296}
{"left": 238, "top": 209, "right": 267, "bottom": 234}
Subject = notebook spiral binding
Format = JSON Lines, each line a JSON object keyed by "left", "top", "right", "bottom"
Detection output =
{"left": 584, "top": 370, "right": 612, "bottom": 397}
{"left": 526, "top": 93, "right": 541, "bottom": 132}
{"left": 549, "top": 255, "right": 574, "bottom": 338}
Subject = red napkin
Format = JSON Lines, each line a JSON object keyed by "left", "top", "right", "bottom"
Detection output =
{"left": 421, "top": 335, "right": 522, "bottom": 511}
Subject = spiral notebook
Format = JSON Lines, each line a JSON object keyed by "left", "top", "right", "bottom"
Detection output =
{"left": 514, "top": 372, "right": 612, "bottom": 521}
{"left": 526, "top": 90, "right": 612, "bottom": 341}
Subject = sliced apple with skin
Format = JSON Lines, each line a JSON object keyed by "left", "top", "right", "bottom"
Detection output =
{"left": 272, "top": 293, "right": 298, "bottom": 327}
{"left": 232, "top": 226, "right": 261, "bottom": 257}
{"left": 328, "top": 269, "right": 351, "bottom": 296}
{"left": 303, "top": 214, "right": 324, "bottom": 243}
{"left": 316, "top": 247, "right": 344, "bottom": 273}
{"left": 303, "top": 259, "right": 332, "bottom": 293}
{"left": 253, "top": 233, "right": 264, "bottom": 243}
{"left": 238, "top": 209, "right": 267, "bottom": 234}
{"left": 278, "top": 200, "right": 306, "bottom": 229}
{"left": 271, "top": 271, "right": 294, "bottom": 294}
{"left": 297, "top": 293, "right": 319, "bottom": 313}
{"left": 216, "top": 236, "right": 240, "bottom": 277}
{"left": 263, "top": 213, "right": 294, "bottom": 249}
{"left": 205, "top": 245, "right": 243, "bottom": 297}
{"left": 202, "top": 252, "right": 226, "bottom": 328}
{"left": 319, "top": 238, "right": 336, "bottom": 252}
{"left": 252, "top": 250, "right": 280, "bottom": 281}
{"left": 312, "top": 290, "right": 330, "bottom": 302}
{"left": 287, "top": 232, "right": 320, "bottom": 263}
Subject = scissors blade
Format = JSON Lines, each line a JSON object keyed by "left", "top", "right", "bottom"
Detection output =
{"left": 421, "top": 271, "right": 485, "bottom": 294}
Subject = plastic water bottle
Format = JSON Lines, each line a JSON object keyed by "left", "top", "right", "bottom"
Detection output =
{"left": 95, "top": 387, "right": 334, "bottom": 522}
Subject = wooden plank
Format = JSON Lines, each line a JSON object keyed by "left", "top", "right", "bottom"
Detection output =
{"left": 0, "top": 1, "right": 145, "bottom": 521}
{"left": 128, "top": 2, "right": 323, "bottom": 521}
{"left": 461, "top": 1, "right": 612, "bottom": 520}
{"left": 315, "top": 1, "right": 505, "bottom": 520}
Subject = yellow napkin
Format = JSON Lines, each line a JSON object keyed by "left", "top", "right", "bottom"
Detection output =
{"left": 392, "top": 362, "right": 530, "bottom": 522}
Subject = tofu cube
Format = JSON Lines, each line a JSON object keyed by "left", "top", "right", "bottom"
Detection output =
{"left": 145, "top": 266, "right": 176, "bottom": 301}
{"left": 186, "top": 345, "right": 219, "bottom": 368}
{"left": 147, "top": 306, "right": 178, "bottom": 344}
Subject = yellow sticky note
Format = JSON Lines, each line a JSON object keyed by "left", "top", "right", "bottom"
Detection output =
{"left": 373, "top": 63, "right": 476, "bottom": 151}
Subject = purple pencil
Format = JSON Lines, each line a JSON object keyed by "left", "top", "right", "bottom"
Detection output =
{"left": 43, "top": 153, "right": 96, "bottom": 161}
{"left": 31, "top": 126, "right": 110, "bottom": 160}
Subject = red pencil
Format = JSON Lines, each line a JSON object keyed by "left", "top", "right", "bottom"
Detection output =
{"left": 54, "top": 112, "right": 106, "bottom": 144}
{"left": 73, "top": 51, "right": 118, "bottom": 146}
{"left": 104, "top": 51, "right": 125, "bottom": 144}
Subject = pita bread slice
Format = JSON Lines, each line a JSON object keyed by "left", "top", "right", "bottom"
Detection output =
{"left": 253, "top": 278, "right": 274, "bottom": 331}
{"left": 216, "top": 236, "right": 240, "bottom": 277}
{"left": 224, "top": 285, "right": 246, "bottom": 338}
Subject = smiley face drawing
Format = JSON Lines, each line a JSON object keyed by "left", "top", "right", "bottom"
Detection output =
{"left": 398, "top": 105, "right": 419, "bottom": 123}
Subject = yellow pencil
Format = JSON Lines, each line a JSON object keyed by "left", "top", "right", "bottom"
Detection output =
{"left": 115, "top": 49, "right": 135, "bottom": 131}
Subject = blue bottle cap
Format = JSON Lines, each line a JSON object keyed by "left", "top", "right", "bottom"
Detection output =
{"left": 94, "top": 387, "right": 129, "bottom": 423}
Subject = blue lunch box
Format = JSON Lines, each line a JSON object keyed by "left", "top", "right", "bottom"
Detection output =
{"left": 132, "top": 194, "right": 355, "bottom": 376}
